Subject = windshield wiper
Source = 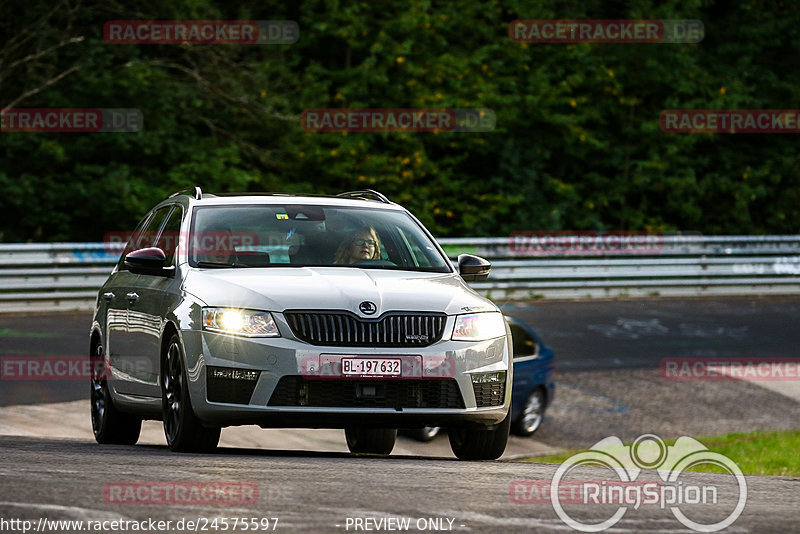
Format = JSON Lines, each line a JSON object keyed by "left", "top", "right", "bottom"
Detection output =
{"left": 196, "top": 261, "right": 250, "bottom": 268}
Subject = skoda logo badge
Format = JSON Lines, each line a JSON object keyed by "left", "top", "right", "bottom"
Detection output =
{"left": 359, "top": 301, "right": 377, "bottom": 315}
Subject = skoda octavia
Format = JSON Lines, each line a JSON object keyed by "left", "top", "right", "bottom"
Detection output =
{"left": 90, "top": 188, "right": 512, "bottom": 460}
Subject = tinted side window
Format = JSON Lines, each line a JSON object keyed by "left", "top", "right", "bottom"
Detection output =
{"left": 157, "top": 206, "right": 183, "bottom": 265}
{"left": 118, "top": 206, "right": 171, "bottom": 271}
{"left": 510, "top": 324, "right": 538, "bottom": 358}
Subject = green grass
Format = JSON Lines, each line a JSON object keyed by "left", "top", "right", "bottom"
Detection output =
{"left": 523, "top": 430, "right": 800, "bottom": 476}
{"left": 0, "top": 328, "right": 58, "bottom": 338}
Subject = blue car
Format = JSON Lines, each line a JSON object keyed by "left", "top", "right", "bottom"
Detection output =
{"left": 405, "top": 315, "right": 555, "bottom": 441}
{"left": 505, "top": 315, "right": 555, "bottom": 436}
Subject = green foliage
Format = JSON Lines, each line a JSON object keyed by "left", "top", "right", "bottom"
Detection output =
{"left": 1, "top": 0, "right": 799, "bottom": 241}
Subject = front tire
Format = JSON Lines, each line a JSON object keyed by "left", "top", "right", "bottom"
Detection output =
{"left": 162, "top": 334, "right": 220, "bottom": 453}
{"left": 345, "top": 427, "right": 397, "bottom": 455}
{"left": 90, "top": 342, "right": 141, "bottom": 445}
{"left": 449, "top": 411, "right": 510, "bottom": 461}
{"left": 512, "top": 388, "right": 546, "bottom": 437}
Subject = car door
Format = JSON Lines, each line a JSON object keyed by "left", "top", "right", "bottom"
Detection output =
{"left": 112, "top": 205, "right": 172, "bottom": 397}
{"left": 126, "top": 204, "right": 185, "bottom": 397}
{"left": 105, "top": 210, "right": 153, "bottom": 393}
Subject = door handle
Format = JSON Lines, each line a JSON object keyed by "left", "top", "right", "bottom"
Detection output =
{"left": 103, "top": 292, "right": 114, "bottom": 301}
{"left": 126, "top": 292, "right": 139, "bottom": 302}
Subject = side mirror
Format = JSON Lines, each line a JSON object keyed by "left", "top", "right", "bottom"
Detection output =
{"left": 457, "top": 254, "right": 491, "bottom": 281}
{"left": 124, "top": 247, "right": 173, "bottom": 277}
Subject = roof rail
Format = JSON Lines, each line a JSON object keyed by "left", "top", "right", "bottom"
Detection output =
{"left": 336, "top": 189, "right": 391, "bottom": 204}
{"left": 167, "top": 187, "right": 203, "bottom": 200}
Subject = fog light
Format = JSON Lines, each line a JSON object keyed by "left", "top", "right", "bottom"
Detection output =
{"left": 209, "top": 367, "right": 260, "bottom": 381}
{"left": 471, "top": 371, "right": 506, "bottom": 384}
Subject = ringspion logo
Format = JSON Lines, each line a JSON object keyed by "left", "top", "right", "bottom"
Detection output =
{"left": 548, "top": 434, "right": 746, "bottom": 532}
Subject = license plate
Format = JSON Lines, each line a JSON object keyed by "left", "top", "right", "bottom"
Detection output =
{"left": 341, "top": 358, "right": 402, "bottom": 377}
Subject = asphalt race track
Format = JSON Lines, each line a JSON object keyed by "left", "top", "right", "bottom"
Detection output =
{"left": 1, "top": 296, "right": 799, "bottom": 532}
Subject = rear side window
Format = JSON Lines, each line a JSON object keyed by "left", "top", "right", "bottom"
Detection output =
{"left": 118, "top": 206, "right": 172, "bottom": 270}
{"left": 156, "top": 206, "right": 183, "bottom": 265}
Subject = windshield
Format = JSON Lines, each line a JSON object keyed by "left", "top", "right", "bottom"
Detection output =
{"left": 188, "top": 204, "right": 452, "bottom": 273}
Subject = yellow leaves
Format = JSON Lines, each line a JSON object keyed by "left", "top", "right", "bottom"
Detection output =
{"left": 358, "top": 175, "right": 366, "bottom": 182}
{"left": 401, "top": 157, "right": 410, "bottom": 165}
{"left": 720, "top": 87, "right": 727, "bottom": 94}
{"left": 481, "top": 64, "right": 488, "bottom": 72}
{"left": 396, "top": 57, "right": 405, "bottom": 63}
{"left": 259, "top": 90, "right": 267, "bottom": 98}
{"left": 330, "top": 150, "right": 338, "bottom": 156}
{"left": 335, "top": 92, "right": 344, "bottom": 100}
{"left": 570, "top": 99, "right": 577, "bottom": 108}
{"left": 607, "top": 69, "right": 615, "bottom": 78}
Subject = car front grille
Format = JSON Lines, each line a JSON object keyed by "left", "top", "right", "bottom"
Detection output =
{"left": 283, "top": 311, "right": 447, "bottom": 347}
{"left": 473, "top": 381, "right": 506, "bottom": 408}
{"left": 267, "top": 376, "right": 465, "bottom": 409}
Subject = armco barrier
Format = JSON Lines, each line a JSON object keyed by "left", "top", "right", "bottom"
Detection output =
{"left": 0, "top": 236, "right": 798, "bottom": 312}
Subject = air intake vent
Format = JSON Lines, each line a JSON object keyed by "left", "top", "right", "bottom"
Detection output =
{"left": 284, "top": 311, "right": 446, "bottom": 347}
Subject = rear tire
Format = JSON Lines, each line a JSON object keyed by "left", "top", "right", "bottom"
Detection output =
{"left": 91, "top": 342, "right": 141, "bottom": 445}
{"left": 449, "top": 411, "right": 510, "bottom": 461}
{"left": 407, "top": 426, "right": 441, "bottom": 442}
{"left": 345, "top": 427, "right": 397, "bottom": 455}
{"left": 162, "top": 334, "right": 220, "bottom": 453}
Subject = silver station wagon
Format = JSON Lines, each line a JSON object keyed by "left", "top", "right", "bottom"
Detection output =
{"left": 90, "top": 188, "right": 512, "bottom": 459}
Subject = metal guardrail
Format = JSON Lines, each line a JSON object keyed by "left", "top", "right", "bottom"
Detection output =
{"left": 0, "top": 236, "right": 798, "bottom": 312}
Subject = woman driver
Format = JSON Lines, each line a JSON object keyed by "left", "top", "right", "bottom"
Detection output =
{"left": 333, "top": 227, "right": 382, "bottom": 264}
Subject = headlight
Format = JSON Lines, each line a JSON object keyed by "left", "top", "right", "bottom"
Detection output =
{"left": 202, "top": 308, "right": 280, "bottom": 337}
{"left": 451, "top": 312, "right": 506, "bottom": 341}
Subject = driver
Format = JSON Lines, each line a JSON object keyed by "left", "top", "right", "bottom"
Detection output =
{"left": 195, "top": 225, "right": 236, "bottom": 265}
{"left": 332, "top": 226, "right": 381, "bottom": 264}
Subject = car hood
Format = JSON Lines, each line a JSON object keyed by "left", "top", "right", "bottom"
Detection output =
{"left": 183, "top": 267, "right": 496, "bottom": 317}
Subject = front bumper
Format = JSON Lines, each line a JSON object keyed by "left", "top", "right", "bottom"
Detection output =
{"left": 179, "top": 315, "right": 512, "bottom": 429}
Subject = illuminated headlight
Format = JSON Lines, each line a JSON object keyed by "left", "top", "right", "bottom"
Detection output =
{"left": 202, "top": 308, "right": 280, "bottom": 337}
{"left": 451, "top": 312, "right": 506, "bottom": 341}
{"left": 471, "top": 371, "right": 506, "bottom": 384}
